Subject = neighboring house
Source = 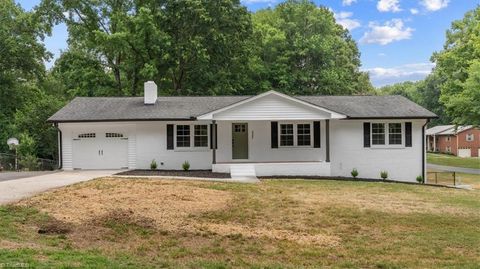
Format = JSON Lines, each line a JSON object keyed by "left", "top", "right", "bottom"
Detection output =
{"left": 48, "top": 81, "right": 437, "bottom": 182}
{"left": 426, "top": 125, "right": 480, "bottom": 157}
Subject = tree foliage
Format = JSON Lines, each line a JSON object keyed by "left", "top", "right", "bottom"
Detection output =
{"left": 432, "top": 6, "right": 480, "bottom": 125}
{"left": 250, "top": 0, "right": 372, "bottom": 95}
{"left": 0, "top": 0, "right": 52, "bottom": 155}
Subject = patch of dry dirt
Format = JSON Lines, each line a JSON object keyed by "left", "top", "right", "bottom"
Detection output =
{"left": 20, "top": 178, "right": 232, "bottom": 231}
{"left": 197, "top": 223, "right": 340, "bottom": 246}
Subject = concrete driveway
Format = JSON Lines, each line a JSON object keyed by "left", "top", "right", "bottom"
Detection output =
{"left": 0, "top": 171, "right": 58, "bottom": 182}
{"left": 0, "top": 170, "right": 118, "bottom": 204}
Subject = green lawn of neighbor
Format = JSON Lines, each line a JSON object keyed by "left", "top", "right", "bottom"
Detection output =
{"left": 428, "top": 153, "right": 480, "bottom": 169}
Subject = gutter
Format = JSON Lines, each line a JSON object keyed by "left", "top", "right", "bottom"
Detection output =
{"left": 53, "top": 123, "right": 62, "bottom": 170}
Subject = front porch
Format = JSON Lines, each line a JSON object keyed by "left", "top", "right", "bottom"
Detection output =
{"left": 196, "top": 91, "right": 341, "bottom": 178}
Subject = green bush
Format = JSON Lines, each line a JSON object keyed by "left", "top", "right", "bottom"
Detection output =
{"left": 150, "top": 159, "right": 157, "bottom": 170}
{"left": 416, "top": 175, "right": 424, "bottom": 184}
{"left": 182, "top": 161, "right": 190, "bottom": 171}
{"left": 351, "top": 168, "right": 359, "bottom": 179}
{"left": 19, "top": 154, "right": 40, "bottom": 171}
{"left": 380, "top": 171, "right": 388, "bottom": 180}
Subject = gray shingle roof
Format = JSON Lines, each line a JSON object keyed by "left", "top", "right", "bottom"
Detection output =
{"left": 48, "top": 95, "right": 437, "bottom": 122}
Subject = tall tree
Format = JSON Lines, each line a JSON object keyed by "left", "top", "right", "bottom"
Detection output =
{"left": 41, "top": 0, "right": 253, "bottom": 96}
{"left": 0, "top": 0, "right": 50, "bottom": 153}
{"left": 432, "top": 6, "right": 480, "bottom": 125}
{"left": 249, "top": 0, "right": 373, "bottom": 95}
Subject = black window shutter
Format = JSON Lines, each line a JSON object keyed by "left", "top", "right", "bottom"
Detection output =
{"left": 271, "top": 122, "right": 278, "bottom": 148}
{"left": 210, "top": 124, "right": 217, "bottom": 149}
{"left": 405, "top": 122, "right": 412, "bottom": 147}
{"left": 363, "top": 122, "right": 371, "bottom": 148}
{"left": 313, "top": 121, "right": 321, "bottom": 148}
{"left": 167, "top": 124, "right": 174, "bottom": 150}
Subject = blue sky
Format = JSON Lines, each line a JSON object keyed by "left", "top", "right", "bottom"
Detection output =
{"left": 17, "top": 0, "right": 479, "bottom": 87}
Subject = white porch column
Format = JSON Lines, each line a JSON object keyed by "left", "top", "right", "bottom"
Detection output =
{"left": 212, "top": 120, "right": 217, "bottom": 164}
{"left": 326, "top": 119, "right": 330, "bottom": 162}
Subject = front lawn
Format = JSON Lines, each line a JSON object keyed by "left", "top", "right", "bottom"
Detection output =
{"left": 1, "top": 178, "right": 480, "bottom": 268}
{"left": 428, "top": 153, "right": 480, "bottom": 169}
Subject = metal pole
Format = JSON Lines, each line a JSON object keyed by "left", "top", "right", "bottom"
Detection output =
{"left": 453, "top": 172, "right": 456, "bottom": 186}
{"left": 435, "top": 172, "right": 437, "bottom": 184}
{"left": 15, "top": 147, "right": 18, "bottom": 171}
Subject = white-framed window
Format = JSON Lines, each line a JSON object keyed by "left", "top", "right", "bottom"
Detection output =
{"left": 175, "top": 124, "right": 209, "bottom": 149}
{"left": 446, "top": 146, "right": 451, "bottom": 153}
{"left": 280, "top": 124, "right": 294, "bottom": 146}
{"left": 388, "top": 123, "right": 402, "bottom": 145}
{"left": 194, "top": 125, "right": 208, "bottom": 147}
{"left": 371, "top": 122, "right": 404, "bottom": 147}
{"left": 176, "top": 125, "right": 191, "bottom": 148}
{"left": 279, "top": 122, "right": 312, "bottom": 147}
{"left": 297, "top": 124, "right": 311, "bottom": 146}
{"left": 466, "top": 133, "right": 474, "bottom": 142}
{"left": 371, "top": 123, "right": 386, "bottom": 145}
{"left": 446, "top": 136, "right": 451, "bottom": 142}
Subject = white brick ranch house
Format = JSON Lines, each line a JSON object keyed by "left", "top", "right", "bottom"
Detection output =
{"left": 48, "top": 81, "right": 437, "bottom": 182}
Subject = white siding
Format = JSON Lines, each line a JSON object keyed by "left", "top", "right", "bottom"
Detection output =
{"left": 216, "top": 120, "right": 326, "bottom": 163}
{"left": 213, "top": 94, "right": 331, "bottom": 120}
{"left": 330, "top": 119, "right": 426, "bottom": 182}
{"left": 134, "top": 121, "right": 212, "bottom": 170}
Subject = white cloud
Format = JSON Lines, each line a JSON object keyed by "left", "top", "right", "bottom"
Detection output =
{"left": 364, "top": 63, "right": 435, "bottom": 87}
{"left": 410, "top": 8, "right": 419, "bottom": 14}
{"left": 334, "top": 11, "right": 361, "bottom": 30}
{"left": 378, "top": 53, "right": 387, "bottom": 57}
{"left": 342, "top": 0, "right": 357, "bottom": 6}
{"left": 421, "top": 0, "right": 449, "bottom": 11}
{"left": 360, "top": 19, "right": 414, "bottom": 45}
{"left": 377, "top": 0, "right": 402, "bottom": 12}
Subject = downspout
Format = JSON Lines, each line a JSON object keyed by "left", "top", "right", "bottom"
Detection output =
{"left": 54, "top": 123, "right": 62, "bottom": 170}
{"left": 422, "top": 119, "right": 429, "bottom": 183}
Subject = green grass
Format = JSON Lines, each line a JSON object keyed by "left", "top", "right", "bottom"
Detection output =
{"left": 1, "top": 178, "right": 480, "bottom": 268}
{"left": 428, "top": 153, "right": 480, "bottom": 169}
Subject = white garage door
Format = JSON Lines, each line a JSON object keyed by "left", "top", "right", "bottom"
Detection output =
{"left": 458, "top": 148, "right": 471, "bottom": 158}
{"left": 72, "top": 132, "right": 128, "bottom": 169}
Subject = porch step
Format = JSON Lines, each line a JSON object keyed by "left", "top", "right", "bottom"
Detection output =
{"left": 229, "top": 164, "right": 258, "bottom": 181}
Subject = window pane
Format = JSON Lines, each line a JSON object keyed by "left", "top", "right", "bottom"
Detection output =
{"left": 297, "top": 124, "right": 311, "bottom": 146}
{"left": 388, "top": 123, "right": 402, "bottom": 145}
{"left": 194, "top": 125, "right": 208, "bottom": 147}
{"left": 372, "top": 123, "right": 385, "bottom": 145}
{"left": 280, "top": 124, "right": 294, "bottom": 146}
{"left": 176, "top": 125, "right": 190, "bottom": 147}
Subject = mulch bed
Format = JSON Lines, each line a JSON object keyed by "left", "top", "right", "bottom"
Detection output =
{"left": 115, "top": 169, "right": 231, "bottom": 179}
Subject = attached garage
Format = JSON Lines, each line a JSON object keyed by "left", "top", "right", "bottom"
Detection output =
{"left": 458, "top": 148, "right": 471, "bottom": 158}
{"left": 72, "top": 132, "right": 129, "bottom": 169}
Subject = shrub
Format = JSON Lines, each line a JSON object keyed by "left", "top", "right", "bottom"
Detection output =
{"left": 416, "top": 175, "right": 424, "bottom": 184}
{"left": 150, "top": 159, "right": 157, "bottom": 170}
{"left": 19, "top": 154, "right": 40, "bottom": 171}
{"left": 380, "top": 171, "right": 388, "bottom": 180}
{"left": 182, "top": 161, "right": 190, "bottom": 171}
{"left": 351, "top": 168, "right": 359, "bottom": 179}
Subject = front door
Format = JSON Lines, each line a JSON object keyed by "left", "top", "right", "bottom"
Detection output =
{"left": 232, "top": 123, "right": 248, "bottom": 159}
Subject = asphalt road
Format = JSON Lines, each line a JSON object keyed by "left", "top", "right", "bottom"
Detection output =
{"left": 427, "top": 164, "right": 480, "bottom": 175}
